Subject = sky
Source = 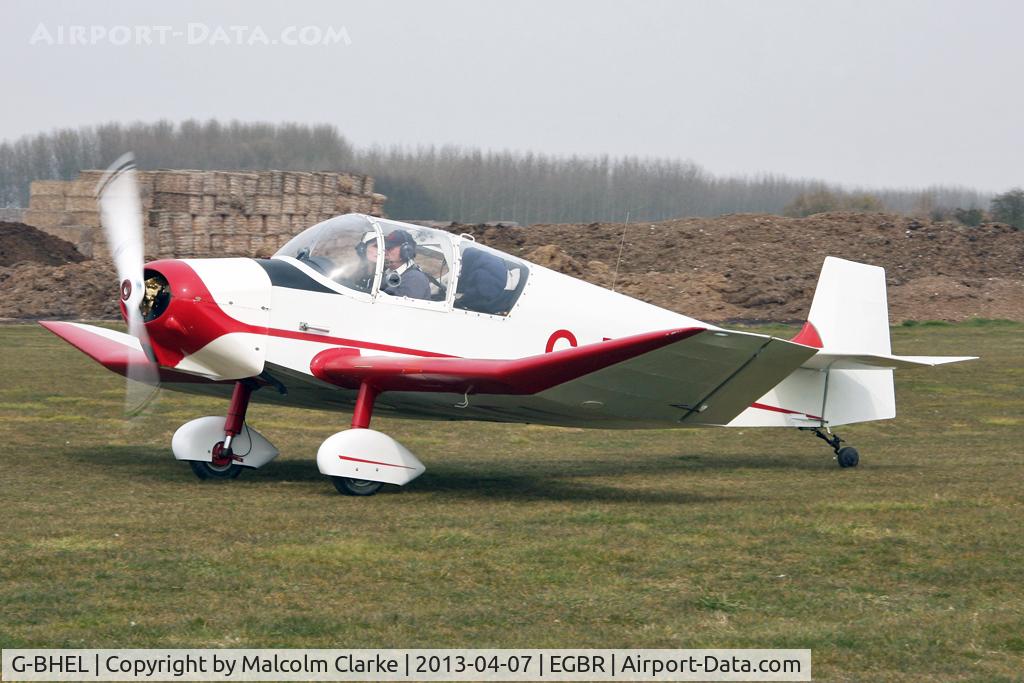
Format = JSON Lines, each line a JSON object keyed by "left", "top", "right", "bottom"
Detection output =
{"left": 1, "top": 0, "right": 1021, "bottom": 192}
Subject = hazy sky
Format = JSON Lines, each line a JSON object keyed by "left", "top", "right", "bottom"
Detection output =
{"left": 2, "top": 0, "right": 1021, "bottom": 191}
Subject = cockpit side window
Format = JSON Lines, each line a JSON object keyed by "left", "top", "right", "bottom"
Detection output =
{"left": 373, "top": 221, "right": 453, "bottom": 303}
{"left": 454, "top": 244, "right": 530, "bottom": 316}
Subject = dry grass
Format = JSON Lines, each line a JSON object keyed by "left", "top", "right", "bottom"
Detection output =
{"left": 0, "top": 321, "right": 1021, "bottom": 681}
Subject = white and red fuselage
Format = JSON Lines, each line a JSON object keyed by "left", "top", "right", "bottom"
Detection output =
{"left": 127, "top": 251, "right": 749, "bottom": 427}
{"left": 41, "top": 213, "right": 977, "bottom": 490}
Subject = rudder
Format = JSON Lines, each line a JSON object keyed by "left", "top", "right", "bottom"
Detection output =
{"left": 797, "top": 257, "right": 895, "bottom": 426}
{"left": 802, "top": 256, "right": 891, "bottom": 355}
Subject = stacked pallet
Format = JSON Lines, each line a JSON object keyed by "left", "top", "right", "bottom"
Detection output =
{"left": 24, "top": 169, "right": 386, "bottom": 259}
{"left": 0, "top": 208, "right": 25, "bottom": 222}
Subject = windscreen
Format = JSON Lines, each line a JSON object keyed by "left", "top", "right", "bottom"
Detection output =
{"left": 274, "top": 214, "right": 380, "bottom": 293}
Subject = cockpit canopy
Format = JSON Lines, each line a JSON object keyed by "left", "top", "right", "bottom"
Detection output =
{"left": 274, "top": 214, "right": 529, "bottom": 315}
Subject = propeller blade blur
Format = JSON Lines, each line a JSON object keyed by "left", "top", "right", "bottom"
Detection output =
{"left": 97, "top": 153, "right": 161, "bottom": 416}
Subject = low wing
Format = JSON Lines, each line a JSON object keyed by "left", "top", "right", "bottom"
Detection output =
{"left": 39, "top": 321, "right": 211, "bottom": 383}
{"left": 40, "top": 321, "right": 150, "bottom": 377}
{"left": 311, "top": 328, "right": 707, "bottom": 393}
{"left": 312, "top": 328, "right": 819, "bottom": 426}
{"left": 533, "top": 329, "right": 817, "bottom": 426}
{"left": 45, "top": 321, "right": 822, "bottom": 428}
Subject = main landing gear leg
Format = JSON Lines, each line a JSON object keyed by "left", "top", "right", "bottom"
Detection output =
{"left": 222, "top": 380, "right": 256, "bottom": 456}
{"left": 350, "top": 381, "right": 378, "bottom": 430}
{"left": 331, "top": 381, "right": 385, "bottom": 496}
{"left": 315, "top": 382, "right": 425, "bottom": 496}
{"left": 189, "top": 379, "right": 256, "bottom": 480}
{"left": 802, "top": 427, "right": 859, "bottom": 468}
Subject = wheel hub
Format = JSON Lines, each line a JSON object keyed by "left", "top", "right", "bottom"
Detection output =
{"left": 211, "top": 441, "right": 233, "bottom": 468}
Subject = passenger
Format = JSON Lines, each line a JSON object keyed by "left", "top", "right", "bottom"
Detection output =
{"left": 380, "top": 229, "right": 431, "bottom": 300}
{"left": 352, "top": 230, "right": 378, "bottom": 292}
{"left": 456, "top": 247, "right": 508, "bottom": 313}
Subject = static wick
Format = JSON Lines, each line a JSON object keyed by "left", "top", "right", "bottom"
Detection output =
{"left": 611, "top": 211, "right": 631, "bottom": 292}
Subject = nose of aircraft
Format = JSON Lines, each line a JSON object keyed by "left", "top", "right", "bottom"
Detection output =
{"left": 132, "top": 258, "right": 271, "bottom": 380}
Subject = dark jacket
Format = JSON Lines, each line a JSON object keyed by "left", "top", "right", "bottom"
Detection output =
{"left": 457, "top": 248, "right": 507, "bottom": 313}
{"left": 383, "top": 265, "right": 431, "bottom": 300}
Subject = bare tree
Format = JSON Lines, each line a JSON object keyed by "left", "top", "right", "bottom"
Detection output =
{"left": 0, "top": 120, "right": 994, "bottom": 223}
{"left": 991, "top": 189, "right": 1024, "bottom": 229}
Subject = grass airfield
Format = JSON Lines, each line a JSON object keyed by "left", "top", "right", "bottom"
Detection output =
{"left": 0, "top": 321, "right": 1021, "bottom": 681}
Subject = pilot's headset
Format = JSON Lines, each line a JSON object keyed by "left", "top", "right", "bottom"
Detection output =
{"left": 384, "top": 229, "right": 417, "bottom": 262}
{"left": 354, "top": 230, "right": 377, "bottom": 258}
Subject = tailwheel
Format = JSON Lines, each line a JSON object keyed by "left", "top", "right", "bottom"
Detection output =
{"left": 332, "top": 477, "right": 383, "bottom": 496}
{"left": 802, "top": 427, "right": 860, "bottom": 468}
{"left": 837, "top": 446, "right": 860, "bottom": 468}
{"left": 189, "top": 441, "right": 243, "bottom": 480}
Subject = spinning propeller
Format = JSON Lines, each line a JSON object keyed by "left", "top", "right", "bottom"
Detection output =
{"left": 96, "top": 153, "right": 161, "bottom": 414}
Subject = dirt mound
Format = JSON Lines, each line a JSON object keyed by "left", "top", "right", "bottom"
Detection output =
{"left": 0, "top": 221, "right": 85, "bottom": 267}
{"left": 525, "top": 244, "right": 586, "bottom": 277}
{"left": 446, "top": 212, "right": 1024, "bottom": 322}
{"left": 0, "top": 259, "right": 119, "bottom": 320}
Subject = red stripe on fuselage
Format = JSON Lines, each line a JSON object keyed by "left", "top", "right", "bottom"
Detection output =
{"left": 750, "top": 402, "right": 822, "bottom": 420}
{"left": 144, "top": 259, "right": 453, "bottom": 363}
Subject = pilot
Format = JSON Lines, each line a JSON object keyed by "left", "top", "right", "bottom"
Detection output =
{"left": 381, "top": 229, "right": 431, "bottom": 300}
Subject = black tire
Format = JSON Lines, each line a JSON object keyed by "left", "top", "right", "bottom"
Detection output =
{"left": 332, "top": 477, "right": 383, "bottom": 496}
{"left": 188, "top": 440, "right": 244, "bottom": 480}
{"left": 837, "top": 446, "right": 860, "bottom": 468}
{"left": 188, "top": 459, "right": 243, "bottom": 480}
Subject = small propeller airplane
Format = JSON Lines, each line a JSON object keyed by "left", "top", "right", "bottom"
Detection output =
{"left": 41, "top": 155, "right": 976, "bottom": 495}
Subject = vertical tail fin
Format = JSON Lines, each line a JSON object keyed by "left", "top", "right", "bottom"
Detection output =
{"left": 730, "top": 257, "right": 975, "bottom": 429}
{"left": 799, "top": 257, "right": 895, "bottom": 426}
{"left": 729, "top": 257, "right": 896, "bottom": 428}
{"left": 802, "top": 256, "right": 891, "bottom": 355}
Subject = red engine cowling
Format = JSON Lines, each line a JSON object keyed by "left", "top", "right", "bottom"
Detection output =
{"left": 132, "top": 258, "right": 271, "bottom": 380}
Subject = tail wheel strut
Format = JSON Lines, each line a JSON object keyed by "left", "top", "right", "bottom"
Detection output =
{"left": 802, "top": 427, "right": 860, "bottom": 468}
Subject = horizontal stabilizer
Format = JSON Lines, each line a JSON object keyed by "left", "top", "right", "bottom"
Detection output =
{"left": 736, "top": 256, "right": 979, "bottom": 428}
{"left": 803, "top": 352, "right": 978, "bottom": 370}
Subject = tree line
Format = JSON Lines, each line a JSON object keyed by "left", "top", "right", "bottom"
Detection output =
{"left": 0, "top": 119, "right": 1005, "bottom": 225}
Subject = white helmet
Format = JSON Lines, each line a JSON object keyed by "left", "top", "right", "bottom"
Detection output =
{"left": 356, "top": 230, "right": 378, "bottom": 257}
